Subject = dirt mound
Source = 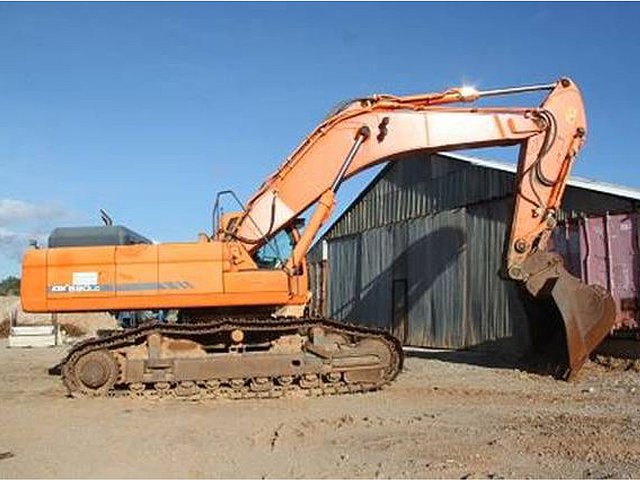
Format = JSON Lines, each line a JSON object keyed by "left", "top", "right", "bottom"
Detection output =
{"left": 60, "top": 323, "right": 87, "bottom": 337}
{"left": 0, "top": 295, "right": 117, "bottom": 334}
{"left": 0, "top": 319, "right": 9, "bottom": 338}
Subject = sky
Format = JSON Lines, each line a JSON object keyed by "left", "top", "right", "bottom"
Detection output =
{"left": 1, "top": 2, "right": 640, "bottom": 277}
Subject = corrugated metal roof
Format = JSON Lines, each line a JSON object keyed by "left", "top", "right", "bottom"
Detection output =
{"left": 443, "top": 152, "right": 640, "bottom": 201}
{"left": 322, "top": 152, "right": 640, "bottom": 240}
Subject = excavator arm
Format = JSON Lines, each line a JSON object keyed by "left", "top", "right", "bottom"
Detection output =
{"left": 224, "top": 77, "right": 615, "bottom": 378}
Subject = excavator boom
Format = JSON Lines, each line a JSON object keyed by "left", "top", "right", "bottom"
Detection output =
{"left": 20, "top": 77, "right": 615, "bottom": 398}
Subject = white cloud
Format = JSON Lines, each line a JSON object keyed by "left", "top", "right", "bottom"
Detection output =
{"left": 0, "top": 227, "right": 46, "bottom": 262}
{"left": 0, "top": 198, "right": 74, "bottom": 276}
{"left": 0, "top": 199, "right": 70, "bottom": 226}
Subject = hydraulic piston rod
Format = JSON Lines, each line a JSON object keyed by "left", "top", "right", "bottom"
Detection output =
{"left": 331, "top": 126, "right": 371, "bottom": 192}
{"left": 475, "top": 82, "right": 558, "bottom": 98}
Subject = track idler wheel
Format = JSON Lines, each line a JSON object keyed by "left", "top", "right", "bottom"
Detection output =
{"left": 67, "top": 350, "right": 119, "bottom": 396}
{"left": 520, "top": 251, "right": 616, "bottom": 379}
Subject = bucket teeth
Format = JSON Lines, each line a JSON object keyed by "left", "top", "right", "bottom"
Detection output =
{"left": 521, "top": 251, "right": 616, "bottom": 379}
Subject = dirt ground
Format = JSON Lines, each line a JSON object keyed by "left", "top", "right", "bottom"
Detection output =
{"left": 0, "top": 339, "right": 638, "bottom": 479}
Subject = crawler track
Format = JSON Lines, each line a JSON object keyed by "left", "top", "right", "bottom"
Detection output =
{"left": 61, "top": 316, "right": 404, "bottom": 400}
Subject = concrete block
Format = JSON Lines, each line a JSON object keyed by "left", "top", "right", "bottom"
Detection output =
{"left": 8, "top": 325, "right": 57, "bottom": 348}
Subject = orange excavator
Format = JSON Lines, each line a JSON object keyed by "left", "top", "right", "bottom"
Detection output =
{"left": 21, "top": 77, "right": 615, "bottom": 398}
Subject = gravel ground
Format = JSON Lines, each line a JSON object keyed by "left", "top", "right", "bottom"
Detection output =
{"left": 0, "top": 339, "right": 638, "bottom": 479}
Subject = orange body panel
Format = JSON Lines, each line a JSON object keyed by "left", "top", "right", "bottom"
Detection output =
{"left": 21, "top": 249, "right": 47, "bottom": 311}
{"left": 21, "top": 240, "right": 308, "bottom": 313}
{"left": 224, "top": 271, "right": 291, "bottom": 293}
{"left": 47, "top": 246, "right": 116, "bottom": 300}
{"left": 115, "top": 244, "right": 159, "bottom": 297}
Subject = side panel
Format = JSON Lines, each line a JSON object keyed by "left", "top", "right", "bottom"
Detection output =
{"left": 116, "top": 244, "right": 159, "bottom": 296}
{"left": 158, "top": 243, "right": 223, "bottom": 295}
{"left": 20, "top": 249, "right": 48, "bottom": 312}
{"left": 24, "top": 241, "right": 310, "bottom": 312}
{"left": 47, "top": 246, "right": 116, "bottom": 300}
{"left": 224, "top": 270, "right": 291, "bottom": 294}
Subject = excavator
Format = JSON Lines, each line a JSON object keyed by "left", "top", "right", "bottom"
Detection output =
{"left": 21, "top": 77, "right": 616, "bottom": 399}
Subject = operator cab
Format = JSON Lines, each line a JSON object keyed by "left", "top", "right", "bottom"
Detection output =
{"left": 254, "top": 227, "right": 297, "bottom": 269}
{"left": 254, "top": 218, "right": 305, "bottom": 269}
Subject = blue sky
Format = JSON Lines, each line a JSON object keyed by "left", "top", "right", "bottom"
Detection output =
{"left": 1, "top": 2, "right": 640, "bottom": 277}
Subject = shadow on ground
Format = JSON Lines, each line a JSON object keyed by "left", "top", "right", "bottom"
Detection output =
{"left": 403, "top": 342, "right": 571, "bottom": 380}
{"left": 403, "top": 346, "right": 522, "bottom": 370}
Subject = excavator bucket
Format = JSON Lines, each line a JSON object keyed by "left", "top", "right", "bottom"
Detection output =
{"left": 521, "top": 251, "right": 616, "bottom": 379}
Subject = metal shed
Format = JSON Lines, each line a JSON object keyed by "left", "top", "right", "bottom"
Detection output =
{"left": 308, "top": 152, "right": 640, "bottom": 357}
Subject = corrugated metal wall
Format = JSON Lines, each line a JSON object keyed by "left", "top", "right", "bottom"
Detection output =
{"left": 309, "top": 153, "right": 640, "bottom": 354}
{"left": 325, "top": 198, "right": 531, "bottom": 353}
